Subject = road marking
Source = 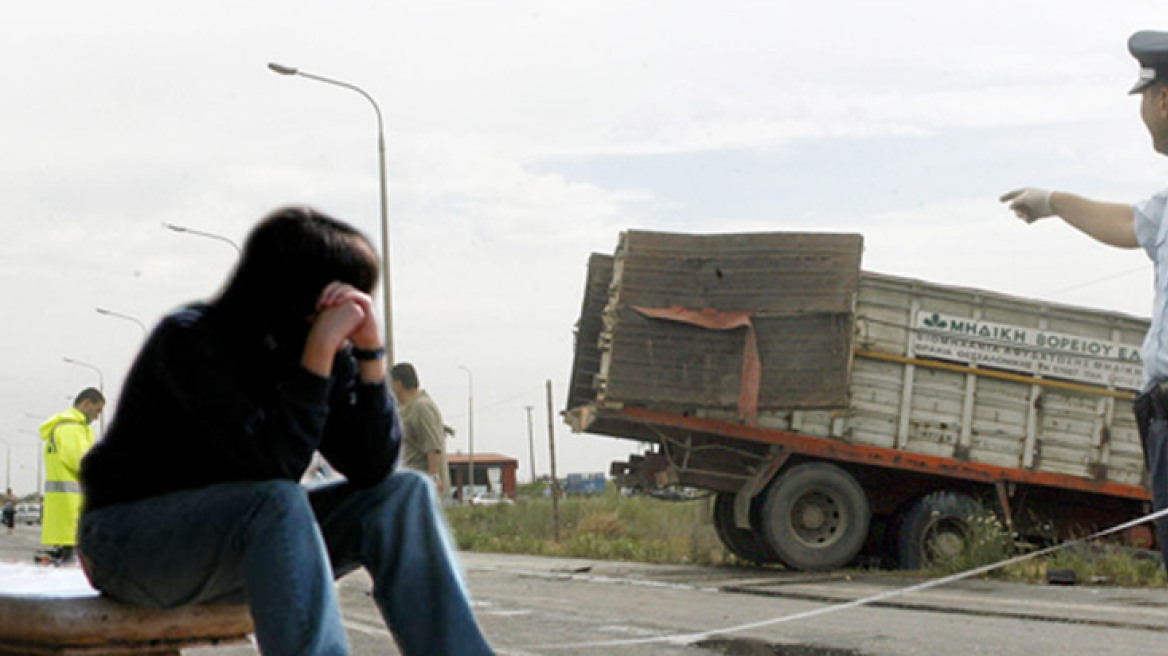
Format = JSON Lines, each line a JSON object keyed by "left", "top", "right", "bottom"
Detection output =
{"left": 722, "top": 579, "right": 1168, "bottom": 622}
{"left": 470, "top": 564, "right": 720, "bottom": 593}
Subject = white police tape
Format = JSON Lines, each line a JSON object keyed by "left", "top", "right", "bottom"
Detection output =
{"left": 531, "top": 506, "right": 1168, "bottom": 650}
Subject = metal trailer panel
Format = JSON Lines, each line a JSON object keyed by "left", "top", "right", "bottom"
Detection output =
{"left": 735, "top": 273, "right": 1148, "bottom": 488}
{"left": 841, "top": 273, "right": 1148, "bottom": 489}
{"left": 610, "top": 405, "right": 1149, "bottom": 501}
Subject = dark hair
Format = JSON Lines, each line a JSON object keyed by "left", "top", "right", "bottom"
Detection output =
{"left": 214, "top": 206, "right": 379, "bottom": 334}
{"left": 74, "top": 387, "right": 105, "bottom": 406}
{"left": 390, "top": 363, "right": 419, "bottom": 390}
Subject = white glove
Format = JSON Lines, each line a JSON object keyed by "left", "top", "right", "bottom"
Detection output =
{"left": 1000, "top": 188, "right": 1054, "bottom": 223}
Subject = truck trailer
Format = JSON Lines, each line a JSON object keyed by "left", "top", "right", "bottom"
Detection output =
{"left": 564, "top": 230, "right": 1153, "bottom": 571}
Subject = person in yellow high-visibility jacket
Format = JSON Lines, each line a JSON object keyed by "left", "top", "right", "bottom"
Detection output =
{"left": 40, "top": 387, "right": 104, "bottom": 565}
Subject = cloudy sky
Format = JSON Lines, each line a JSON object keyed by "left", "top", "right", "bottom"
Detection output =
{"left": 1, "top": 1, "right": 1165, "bottom": 495}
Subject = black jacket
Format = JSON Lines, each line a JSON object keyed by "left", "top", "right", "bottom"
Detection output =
{"left": 81, "top": 303, "right": 400, "bottom": 511}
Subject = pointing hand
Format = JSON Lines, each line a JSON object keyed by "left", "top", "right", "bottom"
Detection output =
{"left": 1000, "top": 188, "right": 1054, "bottom": 223}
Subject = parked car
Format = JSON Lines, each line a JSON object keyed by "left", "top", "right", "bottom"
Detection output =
{"left": 469, "top": 492, "right": 513, "bottom": 507}
{"left": 15, "top": 503, "right": 41, "bottom": 525}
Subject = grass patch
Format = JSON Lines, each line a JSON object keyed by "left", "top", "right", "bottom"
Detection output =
{"left": 445, "top": 490, "right": 727, "bottom": 565}
{"left": 448, "top": 489, "right": 1167, "bottom": 587}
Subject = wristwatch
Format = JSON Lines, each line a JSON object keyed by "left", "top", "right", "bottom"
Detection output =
{"left": 351, "top": 346, "right": 385, "bottom": 361}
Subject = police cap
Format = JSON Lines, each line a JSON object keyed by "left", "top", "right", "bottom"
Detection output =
{"left": 1129, "top": 30, "right": 1168, "bottom": 94}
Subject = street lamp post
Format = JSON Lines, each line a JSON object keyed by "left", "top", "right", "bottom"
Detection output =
{"left": 267, "top": 62, "right": 394, "bottom": 365}
{"left": 458, "top": 365, "right": 475, "bottom": 501}
{"left": 95, "top": 307, "right": 147, "bottom": 337}
{"left": 162, "top": 223, "right": 241, "bottom": 254}
{"left": 525, "top": 405, "right": 536, "bottom": 483}
{"left": 62, "top": 357, "right": 105, "bottom": 437}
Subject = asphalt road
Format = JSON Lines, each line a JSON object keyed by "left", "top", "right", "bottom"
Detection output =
{"left": 3, "top": 521, "right": 1168, "bottom": 655}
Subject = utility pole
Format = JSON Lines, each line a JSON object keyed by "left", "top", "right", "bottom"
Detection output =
{"left": 524, "top": 405, "right": 536, "bottom": 483}
{"left": 459, "top": 365, "right": 475, "bottom": 500}
{"left": 545, "top": 380, "right": 560, "bottom": 541}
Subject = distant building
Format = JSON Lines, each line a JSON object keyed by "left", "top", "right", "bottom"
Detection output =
{"left": 447, "top": 453, "right": 518, "bottom": 501}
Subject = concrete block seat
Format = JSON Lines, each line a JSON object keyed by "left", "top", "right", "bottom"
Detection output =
{"left": 0, "top": 563, "right": 253, "bottom": 655}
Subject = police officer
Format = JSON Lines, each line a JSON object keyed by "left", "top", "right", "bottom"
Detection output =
{"left": 1001, "top": 30, "right": 1168, "bottom": 569}
{"left": 39, "top": 387, "right": 104, "bottom": 565}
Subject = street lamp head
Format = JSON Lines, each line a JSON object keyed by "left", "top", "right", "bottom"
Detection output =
{"left": 161, "top": 222, "right": 187, "bottom": 233}
{"left": 95, "top": 307, "right": 110, "bottom": 316}
{"left": 263, "top": 59, "right": 393, "bottom": 363}
{"left": 268, "top": 62, "right": 299, "bottom": 76}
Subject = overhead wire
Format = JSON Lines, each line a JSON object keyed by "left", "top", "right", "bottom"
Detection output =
{"left": 442, "top": 383, "right": 547, "bottom": 423}
{"left": 1041, "top": 265, "right": 1148, "bottom": 298}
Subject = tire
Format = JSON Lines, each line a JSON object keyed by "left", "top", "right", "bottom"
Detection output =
{"left": 896, "top": 491, "right": 985, "bottom": 570}
{"left": 758, "top": 462, "right": 870, "bottom": 571}
{"left": 712, "top": 492, "right": 778, "bottom": 565}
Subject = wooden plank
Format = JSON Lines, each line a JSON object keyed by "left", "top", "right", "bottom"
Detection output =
{"left": 599, "top": 230, "right": 862, "bottom": 411}
{"left": 603, "top": 307, "right": 745, "bottom": 407}
{"left": 566, "top": 253, "right": 614, "bottom": 410}
{"left": 616, "top": 230, "right": 862, "bottom": 313}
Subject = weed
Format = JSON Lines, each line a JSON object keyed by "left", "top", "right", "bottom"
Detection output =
{"left": 917, "top": 511, "right": 1168, "bottom": 587}
{"left": 446, "top": 489, "right": 725, "bottom": 565}
{"left": 575, "top": 511, "right": 626, "bottom": 538}
{"left": 1007, "top": 545, "right": 1168, "bottom": 587}
{"left": 923, "top": 512, "right": 1014, "bottom": 575}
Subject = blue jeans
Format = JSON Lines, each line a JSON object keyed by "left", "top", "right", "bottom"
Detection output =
{"left": 78, "top": 470, "right": 494, "bottom": 656}
{"left": 1135, "top": 389, "right": 1168, "bottom": 570}
{"left": 1144, "top": 416, "right": 1168, "bottom": 568}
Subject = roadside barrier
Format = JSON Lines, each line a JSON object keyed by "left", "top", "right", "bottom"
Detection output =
{"left": 533, "top": 507, "right": 1168, "bottom": 650}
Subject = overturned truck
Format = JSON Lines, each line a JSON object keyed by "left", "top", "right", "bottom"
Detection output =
{"left": 565, "top": 230, "right": 1153, "bottom": 570}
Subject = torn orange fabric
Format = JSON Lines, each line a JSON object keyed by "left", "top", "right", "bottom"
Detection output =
{"left": 631, "top": 306, "right": 761, "bottom": 425}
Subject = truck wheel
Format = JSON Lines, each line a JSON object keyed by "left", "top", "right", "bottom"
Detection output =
{"left": 897, "top": 491, "right": 984, "bottom": 570}
{"left": 713, "top": 492, "right": 778, "bottom": 564}
{"left": 759, "top": 462, "right": 870, "bottom": 571}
